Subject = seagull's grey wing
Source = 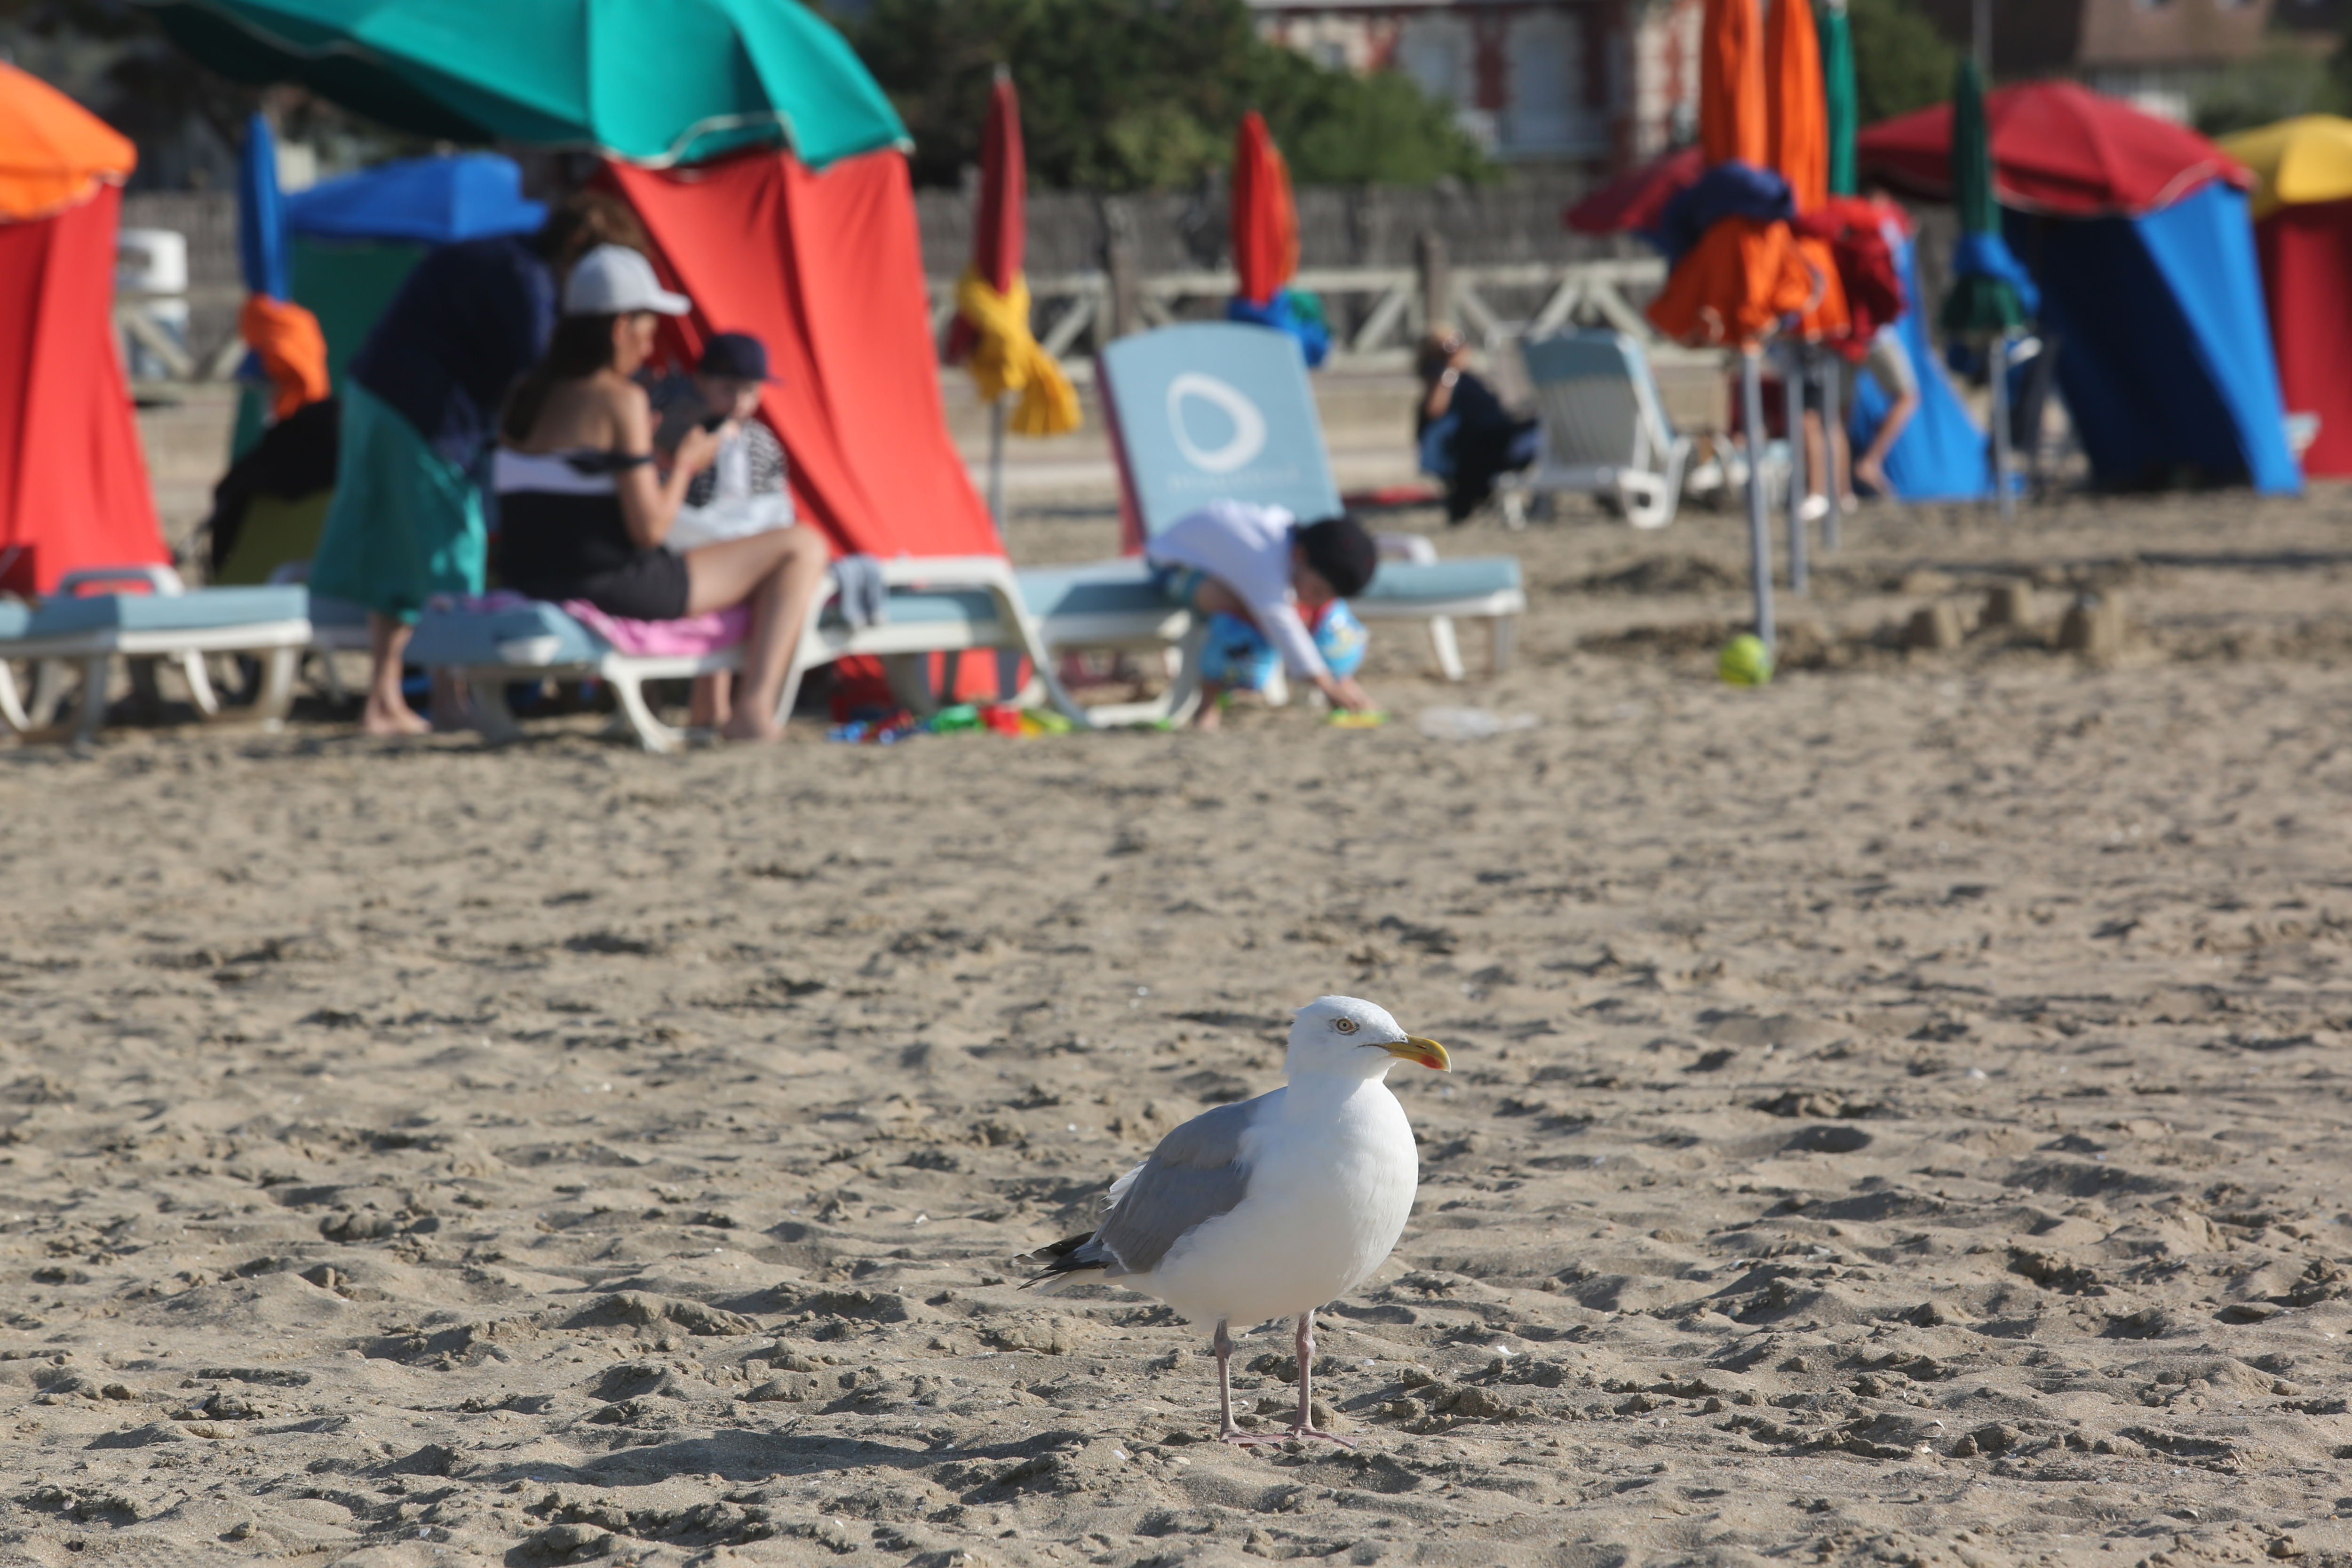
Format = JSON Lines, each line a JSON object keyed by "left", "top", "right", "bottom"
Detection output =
{"left": 1090, "top": 1093, "right": 1266, "bottom": 1275}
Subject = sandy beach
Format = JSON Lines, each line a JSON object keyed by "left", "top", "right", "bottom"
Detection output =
{"left": 5, "top": 484, "right": 2352, "bottom": 1567}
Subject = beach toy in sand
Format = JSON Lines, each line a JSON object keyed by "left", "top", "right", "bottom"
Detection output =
{"left": 1020, "top": 995, "right": 1448, "bottom": 1447}
{"left": 1327, "top": 709, "right": 1388, "bottom": 728}
{"left": 1717, "top": 634, "right": 1774, "bottom": 686}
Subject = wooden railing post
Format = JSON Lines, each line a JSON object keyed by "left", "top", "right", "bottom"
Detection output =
{"left": 1102, "top": 197, "right": 1144, "bottom": 342}
{"left": 1414, "top": 229, "right": 1450, "bottom": 336}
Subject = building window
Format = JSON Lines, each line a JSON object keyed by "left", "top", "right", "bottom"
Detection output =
{"left": 1507, "top": 9, "right": 1588, "bottom": 153}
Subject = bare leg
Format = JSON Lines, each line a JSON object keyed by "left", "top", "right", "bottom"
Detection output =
{"left": 684, "top": 529, "right": 830, "bottom": 744}
{"left": 1214, "top": 1320, "right": 1280, "bottom": 1448}
{"left": 1191, "top": 681, "right": 1226, "bottom": 731}
{"left": 1854, "top": 389, "right": 1917, "bottom": 497}
{"left": 362, "top": 613, "right": 429, "bottom": 737}
{"left": 1287, "top": 1309, "right": 1356, "bottom": 1447}
{"left": 688, "top": 672, "right": 732, "bottom": 729}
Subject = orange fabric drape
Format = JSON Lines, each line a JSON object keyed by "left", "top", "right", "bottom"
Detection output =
{"left": 1232, "top": 111, "right": 1299, "bottom": 307}
{"left": 0, "top": 62, "right": 134, "bottom": 222}
{"left": 1700, "top": 0, "right": 1767, "bottom": 168}
{"left": 238, "top": 294, "right": 330, "bottom": 420}
{"left": 1646, "top": 218, "right": 1817, "bottom": 346}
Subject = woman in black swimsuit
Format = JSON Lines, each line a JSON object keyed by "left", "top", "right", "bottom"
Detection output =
{"left": 494, "top": 246, "right": 828, "bottom": 742}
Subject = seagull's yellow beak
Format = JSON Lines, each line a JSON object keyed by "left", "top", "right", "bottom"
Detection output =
{"left": 1383, "top": 1035, "right": 1450, "bottom": 1071}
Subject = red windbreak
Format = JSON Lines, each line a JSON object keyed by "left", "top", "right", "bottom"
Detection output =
{"left": 0, "top": 184, "right": 167, "bottom": 595}
{"left": 2255, "top": 202, "right": 2352, "bottom": 477}
{"left": 609, "top": 150, "right": 999, "bottom": 561}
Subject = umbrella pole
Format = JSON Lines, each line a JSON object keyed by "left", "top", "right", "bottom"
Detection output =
{"left": 1987, "top": 334, "right": 2014, "bottom": 520}
{"left": 1783, "top": 343, "right": 1809, "bottom": 596}
{"left": 1821, "top": 355, "right": 1843, "bottom": 554}
{"left": 987, "top": 396, "right": 1008, "bottom": 532}
{"left": 1741, "top": 350, "right": 1778, "bottom": 649}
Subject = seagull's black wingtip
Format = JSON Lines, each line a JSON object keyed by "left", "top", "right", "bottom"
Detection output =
{"left": 1015, "top": 1230, "right": 1104, "bottom": 1290}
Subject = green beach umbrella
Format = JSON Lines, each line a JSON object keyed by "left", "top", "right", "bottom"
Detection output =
{"left": 1940, "top": 57, "right": 2030, "bottom": 335}
{"left": 140, "top": 0, "right": 908, "bottom": 170}
{"left": 1818, "top": 0, "right": 1857, "bottom": 197}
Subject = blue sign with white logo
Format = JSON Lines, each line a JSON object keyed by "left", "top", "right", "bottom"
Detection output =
{"left": 1101, "top": 323, "right": 1341, "bottom": 541}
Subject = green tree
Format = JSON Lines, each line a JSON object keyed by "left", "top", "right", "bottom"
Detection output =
{"left": 839, "top": 0, "right": 1491, "bottom": 190}
{"left": 2203, "top": 43, "right": 2334, "bottom": 137}
{"left": 1850, "top": 0, "right": 1957, "bottom": 125}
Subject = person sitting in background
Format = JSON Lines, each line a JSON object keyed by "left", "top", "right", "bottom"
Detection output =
{"left": 1146, "top": 499, "right": 1379, "bottom": 730}
{"left": 647, "top": 331, "right": 795, "bottom": 730}
{"left": 1415, "top": 328, "right": 1538, "bottom": 524}
{"left": 308, "top": 192, "right": 643, "bottom": 737}
{"left": 493, "top": 247, "right": 828, "bottom": 745}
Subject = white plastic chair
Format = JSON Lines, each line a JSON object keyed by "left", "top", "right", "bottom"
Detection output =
{"left": 1517, "top": 330, "right": 1692, "bottom": 530}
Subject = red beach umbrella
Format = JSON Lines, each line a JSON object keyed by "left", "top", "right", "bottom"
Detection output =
{"left": 1564, "top": 144, "right": 1705, "bottom": 236}
{"left": 1856, "top": 79, "right": 2250, "bottom": 218}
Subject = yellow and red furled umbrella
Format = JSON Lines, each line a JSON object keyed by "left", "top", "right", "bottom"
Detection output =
{"left": 1225, "top": 111, "right": 1328, "bottom": 366}
{"left": 951, "top": 70, "right": 1079, "bottom": 442}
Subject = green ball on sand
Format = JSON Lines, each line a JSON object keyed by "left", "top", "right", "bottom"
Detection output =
{"left": 1717, "top": 634, "right": 1774, "bottom": 687}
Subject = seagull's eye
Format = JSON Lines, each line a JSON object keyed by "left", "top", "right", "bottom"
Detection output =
{"left": 1333, "top": 1018, "right": 1358, "bottom": 1035}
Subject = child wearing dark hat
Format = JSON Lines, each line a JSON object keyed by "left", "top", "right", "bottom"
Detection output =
{"left": 649, "top": 331, "right": 793, "bottom": 552}
{"left": 1145, "top": 500, "right": 1380, "bottom": 729}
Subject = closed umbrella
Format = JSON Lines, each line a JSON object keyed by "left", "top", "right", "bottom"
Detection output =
{"left": 139, "top": 0, "right": 906, "bottom": 170}
{"left": 1647, "top": 0, "right": 1812, "bottom": 649}
{"left": 1765, "top": 0, "right": 1846, "bottom": 584}
{"left": 1939, "top": 59, "right": 2036, "bottom": 517}
{"left": 1226, "top": 111, "right": 1327, "bottom": 366}
{"left": 1819, "top": 0, "right": 1857, "bottom": 198}
{"left": 234, "top": 110, "right": 329, "bottom": 427}
{"left": 952, "top": 69, "right": 1079, "bottom": 528}
{"left": 1564, "top": 144, "right": 1704, "bottom": 238}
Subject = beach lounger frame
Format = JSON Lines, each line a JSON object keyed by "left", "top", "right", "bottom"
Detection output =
{"left": 0, "top": 567, "right": 310, "bottom": 743}
{"left": 410, "top": 555, "right": 1088, "bottom": 752}
{"left": 1514, "top": 329, "right": 1692, "bottom": 530}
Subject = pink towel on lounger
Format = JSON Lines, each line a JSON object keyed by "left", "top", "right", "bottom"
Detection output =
{"left": 561, "top": 600, "right": 750, "bottom": 658}
{"left": 428, "top": 590, "right": 751, "bottom": 660}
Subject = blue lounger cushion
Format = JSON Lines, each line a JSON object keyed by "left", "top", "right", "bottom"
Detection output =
{"left": 407, "top": 601, "right": 604, "bottom": 667}
{"left": 306, "top": 593, "right": 369, "bottom": 630}
{"left": 816, "top": 588, "right": 1001, "bottom": 632}
{"left": 1015, "top": 563, "right": 1169, "bottom": 621}
{"left": 29, "top": 585, "right": 310, "bottom": 637}
{"left": 1359, "top": 557, "right": 1521, "bottom": 603}
{"left": 0, "top": 601, "right": 29, "bottom": 640}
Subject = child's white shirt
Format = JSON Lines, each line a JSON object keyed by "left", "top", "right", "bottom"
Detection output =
{"left": 1147, "top": 500, "right": 1328, "bottom": 681}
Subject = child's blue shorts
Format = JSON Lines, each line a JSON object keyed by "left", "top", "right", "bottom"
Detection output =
{"left": 1200, "top": 600, "right": 1367, "bottom": 691}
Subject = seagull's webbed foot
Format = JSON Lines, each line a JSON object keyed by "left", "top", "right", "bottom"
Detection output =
{"left": 1217, "top": 1426, "right": 1287, "bottom": 1448}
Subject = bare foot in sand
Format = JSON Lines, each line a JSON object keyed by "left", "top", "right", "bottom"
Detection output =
{"left": 361, "top": 696, "right": 431, "bottom": 737}
{"left": 719, "top": 713, "right": 783, "bottom": 744}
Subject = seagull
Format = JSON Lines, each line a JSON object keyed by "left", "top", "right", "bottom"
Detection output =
{"left": 1020, "top": 995, "right": 1449, "bottom": 1447}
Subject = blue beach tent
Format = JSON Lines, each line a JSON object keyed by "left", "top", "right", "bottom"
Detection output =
{"left": 2003, "top": 183, "right": 2297, "bottom": 493}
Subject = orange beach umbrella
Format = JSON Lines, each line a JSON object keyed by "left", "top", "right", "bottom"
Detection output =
{"left": 1766, "top": 0, "right": 1847, "bottom": 339}
{"left": 0, "top": 62, "right": 134, "bottom": 221}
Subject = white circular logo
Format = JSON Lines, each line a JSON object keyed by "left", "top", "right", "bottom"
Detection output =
{"left": 1165, "top": 373, "right": 1268, "bottom": 475}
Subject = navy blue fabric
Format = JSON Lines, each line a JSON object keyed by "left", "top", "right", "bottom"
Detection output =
{"left": 284, "top": 154, "right": 546, "bottom": 246}
{"left": 346, "top": 237, "right": 555, "bottom": 466}
{"left": 2007, "top": 185, "right": 2297, "bottom": 494}
{"left": 1848, "top": 232, "right": 1990, "bottom": 500}
{"left": 1950, "top": 231, "right": 2039, "bottom": 317}
{"left": 1655, "top": 162, "right": 1793, "bottom": 266}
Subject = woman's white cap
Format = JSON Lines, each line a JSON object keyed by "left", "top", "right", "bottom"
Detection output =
{"left": 563, "top": 245, "right": 691, "bottom": 317}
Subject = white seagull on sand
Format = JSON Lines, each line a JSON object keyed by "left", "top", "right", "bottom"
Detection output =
{"left": 1020, "top": 995, "right": 1449, "bottom": 1447}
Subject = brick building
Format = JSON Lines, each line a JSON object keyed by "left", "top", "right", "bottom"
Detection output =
{"left": 1249, "top": 0, "right": 1706, "bottom": 170}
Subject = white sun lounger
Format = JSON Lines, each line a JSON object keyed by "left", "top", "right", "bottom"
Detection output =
{"left": 1065, "top": 322, "right": 1524, "bottom": 720}
{"left": 1515, "top": 329, "right": 1693, "bottom": 530}
{"left": 405, "top": 555, "right": 1087, "bottom": 752}
{"left": 0, "top": 567, "right": 310, "bottom": 743}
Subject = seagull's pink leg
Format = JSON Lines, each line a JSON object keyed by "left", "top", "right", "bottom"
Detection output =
{"left": 1214, "top": 1320, "right": 1283, "bottom": 1448}
{"left": 1286, "top": 1307, "right": 1358, "bottom": 1448}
